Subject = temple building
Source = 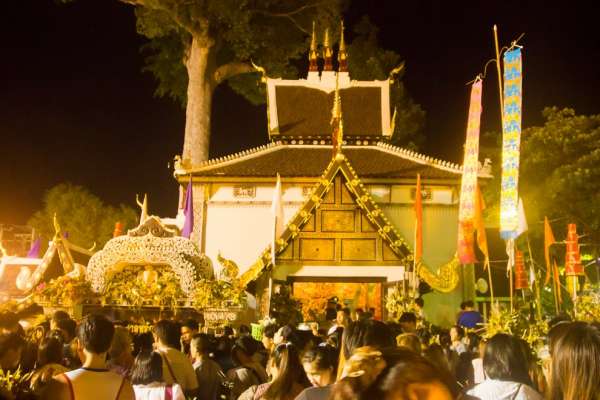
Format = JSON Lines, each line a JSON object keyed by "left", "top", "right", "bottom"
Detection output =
{"left": 174, "top": 27, "right": 491, "bottom": 326}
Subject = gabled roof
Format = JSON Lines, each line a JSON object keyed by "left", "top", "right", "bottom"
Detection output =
{"left": 239, "top": 152, "right": 415, "bottom": 287}
{"left": 175, "top": 142, "right": 492, "bottom": 181}
{"left": 0, "top": 236, "right": 94, "bottom": 295}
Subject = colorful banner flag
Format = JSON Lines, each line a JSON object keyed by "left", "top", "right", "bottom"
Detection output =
{"left": 181, "top": 178, "right": 194, "bottom": 239}
{"left": 499, "top": 48, "right": 523, "bottom": 239}
{"left": 458, "top": 80, "right": 483, "bottom": 264}
{"left": 414, "top": 174, "right": 423, "bottom": 264}
{"left": 27, "top": 238, "right": 41, "bottom": 258}
{"left": 543, "top": 217, "right": 556, "bottom": 285}
{"left": 514, "top": 249, "right": 529, "bottom": 290}
{"left": 271, "top": 173, "right": 284, "bottom": 266}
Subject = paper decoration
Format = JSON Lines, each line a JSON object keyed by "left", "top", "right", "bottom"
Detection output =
{"left": 499, "top": 48, "right": 523, "bottom": 239}
{"left": 514, "top": 249, "right": 529, "bottom": 290}
{"left": 458, "top": 80, "right": 483, "bottom": 264}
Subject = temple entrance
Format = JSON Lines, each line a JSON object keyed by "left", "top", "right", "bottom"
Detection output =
{"left": 290, "top": 277, "right": 384, "bottom": 321}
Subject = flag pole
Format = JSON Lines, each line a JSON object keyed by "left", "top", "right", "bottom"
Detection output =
{"left": 493, "top": 25, "right": 504, "bottom": 118}
{"left": 486, "top": 259, "right": 495, "bottom": 305}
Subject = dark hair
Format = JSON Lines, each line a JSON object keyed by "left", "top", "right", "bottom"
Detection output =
{"left": 263, "top": 324, "right": 279, "bottom": 339}
{"left": 463, "top": 300, "right": 474, "bottom": 308}
{"left": 483, "top": 333, "right": 531, "bottom": 386}
{"left": 398, "top": 312, "right": 417, "bottom": 324}
{"left": 231, "top": 335, "right": 258, "bottom": 365}
{"left": 56, "top": 318, "right": 77, "bottom": 341}
{"left": 396, "top": 333, "right": 421, "bottom": 353}
{"left": 423, "top": 343, "right": 451, "bottom": 373}
{"left": 0, "top": 333, "right": 26, "bottom": 358}
{"left": 191, "top": 333, "right": 211, "bottom": 355}
{"left": 451, "top": 325, "right": 465, "bottom": 339}
{"left": 51, "top": 310, "right": 70, "bottom": 324}
{"left": 302, "top": 345, "right": 338, "bottom": 374}
{"left": 0, "top": 312, "right": 20, "bottom": 332}
{"left": 153, "top": 320, "right": 180, "bottom": 349}
{"left": 342, "top": 319, "right": 394, "bottom": 359}
{"left": 340, "top": 307, "right": 351, "bottom": 317}
{"left": 549, "top": 322, "right": 600, "bottom": 400}
{"left": 77, "top": 314, "right": 115, "bottom": 354}
{"left": 263, "top": 343, "right": 310, "bottom": 400}
{"left": 238, "top": 324, "right": 251, "bottom": 335}
{"left": 223, "top": 326, "right": 234, "bottom": 337}
{"left": 181, "top": 319, "right": 198, "bottom": 331}
{"left": 131, "top": 351, "right": 163, "bottom": 385}
{"left": 37, "top": 336, "right": 63, "bottom": 366}
{"left": 414, "top": 298, "right": 424, "bottom": 308}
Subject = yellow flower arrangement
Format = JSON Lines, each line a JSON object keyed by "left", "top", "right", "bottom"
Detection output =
{"left": 574, "top": 285, "right": 600, "bottom": 323}
{"left": 33, "top": 275, "right": 96, "bottom": 307}
{"left": 192, "top": 278, "right": 246, "bottom": 309}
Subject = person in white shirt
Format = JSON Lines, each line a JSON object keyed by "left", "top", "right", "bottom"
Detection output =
{"left": 131, "top": 351, "right": 185, "bottom": 400}
{"left": 43, "top": 314, "right": 135, "bottom": 400}
{"left": 466, "top": 333, "right": 543, "bottom": 400}
{"left": 450, "top": 325, "right": 467, "bottom": 355}
{"left": 153, "top": 320, "right": 198, "bottom": 396}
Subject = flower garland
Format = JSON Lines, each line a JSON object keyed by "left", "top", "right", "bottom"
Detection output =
{"left": 192, "top": 278, "right": 246, "bottom": 309}
{"left": 33, "top": 275, "right": 96, "bottom": 307}
{"left": 574, "top": 285, "right": 600, "bottom": 323}
{"left": 385, "top": 287, "right": 418, "bottom": 318}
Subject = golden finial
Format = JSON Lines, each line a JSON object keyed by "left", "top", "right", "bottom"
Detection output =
{"left": 309, "top": 21, "right": 318, "bottom": 72}
{"left": 331, "top": 73, "right": 344, "bottom": 154}
{"left": 338, "top": 20, "right": 348, "bottom": 72}
{"left": 53, "top": 213, "right": 62, "bottom": 239}
{"left": 136, "top": 194, "right": 148, "bottom": 225}
{"left": 251, "top": 60, "right": 267, "bottom": 83}
{"left": 323, "top": 28, "right": 332, "bottom": 71}
{"left": 388, "top": 61, "right": 406, "bottom": 84}
{"left": 390, "top": 106, "right": 398, "bottom": 135}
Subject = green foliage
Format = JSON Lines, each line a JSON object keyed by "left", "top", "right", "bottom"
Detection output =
{"left": 134, "top": 2, "right": 425, "bottom": 148}
{"left": 28, "top": 183, "right": 138, "bottom": 249}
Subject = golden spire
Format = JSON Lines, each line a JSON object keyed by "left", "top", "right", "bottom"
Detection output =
{"left": 309, "top": 21, "right": 318, "bottom": 72}
{"left": 338, "top": 20, "right": 348, "bottom": 72}
{"left": 323, "top": 28, "right": 333, "bottom": 71}
{"left": 331, "top": 73, "right": 343, "bottom": 155}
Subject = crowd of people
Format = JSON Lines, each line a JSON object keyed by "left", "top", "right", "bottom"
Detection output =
{"left": 0, "top": 300, "right": 599, "bottom": 400}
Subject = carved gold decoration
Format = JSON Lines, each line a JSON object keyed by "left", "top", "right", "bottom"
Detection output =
{"left": 416, "top": 256, "right": 461, "bottom": 293}
{"left": 87, "top": 217, "right": 213, "bottom": 295}
{"left": 217, "top": 252, "right": 239, "bottom": 281}
{"left": 239, "top": 153, "right": 459, "bottom": 293}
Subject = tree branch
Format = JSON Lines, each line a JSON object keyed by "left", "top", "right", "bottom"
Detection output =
{"left": 213, "top": 62, "right": 256, "bottom": 85}
{"left": 118, "top": 0, "right": 203, "bottom": 36}
{"left": 251, "top": 1, "right": 329, "bottom": 34}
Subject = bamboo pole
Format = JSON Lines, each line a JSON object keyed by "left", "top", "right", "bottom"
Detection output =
{"left": 493, "top": 25, "right": 504, "bottom": 118}
{"left": 526, "top": 235, "right": 543, "bottom": 321}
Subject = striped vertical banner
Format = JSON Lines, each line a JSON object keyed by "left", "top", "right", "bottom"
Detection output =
{"left": 499, "top": 48, "right": 523, "bottom": 239}
{"left": 457, "top": 80, "right": 483, "bottom": 264}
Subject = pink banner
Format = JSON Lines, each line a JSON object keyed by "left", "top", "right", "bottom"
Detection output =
{"left": 458, "top": 80, "right": 483, "bottom": 264}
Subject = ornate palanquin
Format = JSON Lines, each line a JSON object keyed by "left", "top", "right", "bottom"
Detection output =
{"left": 87, "top": 216, "right": 213, "bottom": 296}
{"left": 239, "top": 153, "right": 460, "bottom": 293}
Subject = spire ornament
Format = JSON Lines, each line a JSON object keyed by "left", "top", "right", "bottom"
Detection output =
{"left": 309, "top": 21, "right": 318, "bottom": 72}
{"left": 331, "top": 73, "right": 343, "bottom": 155}
{"left": 338, "top": 20, "right": 348, "bottom": 72}
{"left": 322, "top": 28, "right": 333, "bottom": 71}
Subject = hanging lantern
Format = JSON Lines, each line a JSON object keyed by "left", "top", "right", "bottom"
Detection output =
{"left": 565, "top": 223, "right": 584, "bottom": 298}
{"left": 514, "top": 250, "right": 529, "bottom": 290}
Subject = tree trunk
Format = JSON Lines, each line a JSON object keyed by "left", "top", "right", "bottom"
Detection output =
{"left": 182, "top": 35, "right": 215, "bottom": 167}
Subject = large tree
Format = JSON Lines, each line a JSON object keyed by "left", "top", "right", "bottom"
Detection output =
{"left": 109, "top": 1, "right": 424, "bottom": 166}
{"left": 28, "top": 183, "right": 138, "bottom": 249}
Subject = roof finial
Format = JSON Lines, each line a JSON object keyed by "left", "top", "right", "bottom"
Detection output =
{"left": 331, "top": 73, "right": 343, "bottom": 155}
{"left": 322, "top": 28, "right": 333, "bottom": 71}
{"left": 309, "top": 21, "right": 318, "bottom": 72}
{"left": 338, "top": 20, "right": 348, "bottom": 72}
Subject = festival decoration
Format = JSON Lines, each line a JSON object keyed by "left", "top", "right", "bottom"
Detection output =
{"left": 0, "top": 367, "right": 34, "bottom": 399}
{"left": 499, "top": 48, "right": 523, "bottom": 239}
{"left": 87, "top": 216, "right": 212, "bottom": 295}
{"left": 565, "top": 223, "right": 584, "bottom": 298}
{"left": 331, "top": 74, "right": 344, "bottom": 155}
{"left": 385, "top": 286, "right": 419, "bottom": 318}
{"left": 574, "top": 285, "right": 600, "bottom": 322}
{"left": 458, "top": 79, "right": 483, "bottom": 264}
{"left": 414, "top": 174, "right": 423, "bottom": 265}
{"left": 33, "top": 275, "right": 95, "bottom": 307}
{"left": 181, "top": 177, "right": 193, "bottom": 239}
{"left": 514, "top": 250, "right": 529, "bottom": 290}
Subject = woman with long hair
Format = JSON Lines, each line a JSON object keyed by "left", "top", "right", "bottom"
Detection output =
{"left": 131, "top": 351, "right": 185, "bottom": 400}
{"left": 547, "top": 322, "right": 600, "bottom": 400}
{"left": 466, "top": 333, "right": 542, "bottom": 400}
{"left": 252, "top": 343, "right": 310, "bottom": 400}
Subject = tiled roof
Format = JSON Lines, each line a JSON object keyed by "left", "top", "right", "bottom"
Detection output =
{"left": 273, "top": 86, "right": 382, "bottom": 137}
{"left": 175, "top": 142, "right": 491, "bottom": 180}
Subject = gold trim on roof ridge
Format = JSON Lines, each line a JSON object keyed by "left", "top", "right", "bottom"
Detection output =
{"left": 375, "top": 142, "right": 462, "bottom": 173}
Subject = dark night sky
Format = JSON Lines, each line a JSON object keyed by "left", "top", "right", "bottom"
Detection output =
{"left": 1, "top": 0, "right": 599, "bottom": 225}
